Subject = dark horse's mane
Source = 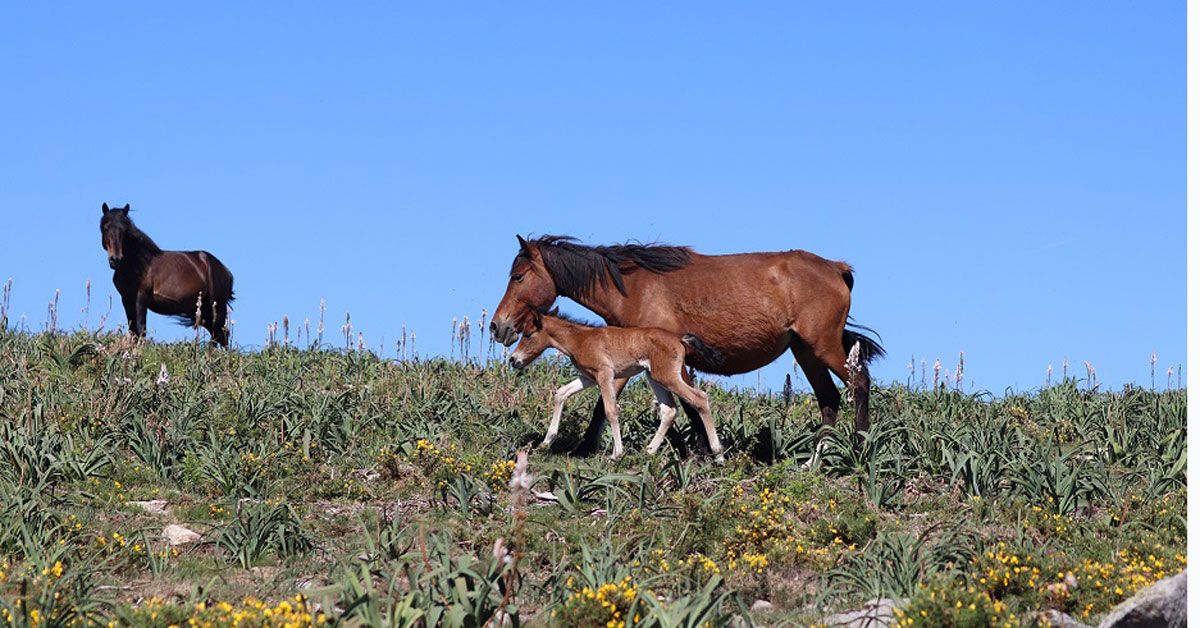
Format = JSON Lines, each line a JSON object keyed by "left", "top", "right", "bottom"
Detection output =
{"left": 519, "top": 235, "right": 693, "bottom": 300}
{"left": 104, "top": 211, "right": 163, "bottom": 261}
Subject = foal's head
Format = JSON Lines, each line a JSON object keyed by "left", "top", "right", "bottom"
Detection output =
{"left": 508, "top": 308, "right": 555, "bottom": 370}
{"left": 99, "top": 203, "right": 133, "bottom": 269}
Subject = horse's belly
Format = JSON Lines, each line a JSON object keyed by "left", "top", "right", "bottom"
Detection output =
{"left": 687, "top": 334, "right": 791, "bottom": 376}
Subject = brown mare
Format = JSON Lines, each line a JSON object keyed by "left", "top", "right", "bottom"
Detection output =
{"left": 491, "top": 235, "right": 884, "bottom": 456}
{"left": 99, "top": 203, "right": 235, "bottom": 347}
{"left": 509, "top": 308, "right": 726, "bottom": 461}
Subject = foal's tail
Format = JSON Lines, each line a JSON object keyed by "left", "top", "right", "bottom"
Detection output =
{"left": 681, "top": 334, "right": 723, "bottom": 366}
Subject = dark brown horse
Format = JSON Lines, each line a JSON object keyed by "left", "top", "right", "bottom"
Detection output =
{"left": 490, "top": 235, "right": 883, "bottom": 456}
{"left": 99, "top": 203, "right": 235, "bottom": 346}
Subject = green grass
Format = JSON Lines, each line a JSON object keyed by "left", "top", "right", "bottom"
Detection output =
{"left": 0, "top": 330, "right": 1186, "bottom": 626}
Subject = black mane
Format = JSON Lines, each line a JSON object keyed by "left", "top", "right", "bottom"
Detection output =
{"left": 520, "top": 235, "right": 692, "bottom": 300}
{"left": 103, "top": 211, "right": 163, "bottom": 259}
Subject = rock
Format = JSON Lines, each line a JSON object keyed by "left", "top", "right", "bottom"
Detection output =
{"left": 162, "top": 524, "right": 201, "bottom": 546}
{"left": 750, "top": 600, "right": 773, "bottom": 612}
{"left": 823, "top": 598, "right": 903, "bottom": 628}
{"left": 1099, "top": 571, "right": 1186, "bottom": 628}
{"left": 128, "top": 500, "right": 168, "bottom": 515}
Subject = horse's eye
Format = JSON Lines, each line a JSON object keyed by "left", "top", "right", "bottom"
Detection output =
{"left": 512, "top": 273, "right": 524, "bottom": 283}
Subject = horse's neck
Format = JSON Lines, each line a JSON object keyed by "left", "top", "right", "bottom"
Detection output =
{"left": 543, "top": 320, "right": 586, "bottom": 359}
{"left": 566, "top": 283, "right": 626, "bottom": 325}
{"left": 127, "top": 242, "right": 161, "bottom": 268}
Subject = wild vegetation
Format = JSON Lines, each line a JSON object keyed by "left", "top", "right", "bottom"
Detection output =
{"left": 0, "top": 327, "right": 1186, "bottom": 626}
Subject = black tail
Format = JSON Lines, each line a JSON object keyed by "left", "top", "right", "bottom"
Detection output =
{"left": 842, "top": 323, "right": 885, "bottom": 364}
{"left": 681, "top": 333, "right": 723, "bottom": 367}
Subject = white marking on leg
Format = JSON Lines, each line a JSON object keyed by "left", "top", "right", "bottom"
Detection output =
{"left": 543, "top": 378, "right": 591, "bottom": 447}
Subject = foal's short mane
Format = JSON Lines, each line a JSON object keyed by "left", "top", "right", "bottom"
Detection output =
{"left": 546, "top": 310, "right": 603, "bottom": 328}
{"left": 522, "top": 235, "right": 692, "bottom": 299}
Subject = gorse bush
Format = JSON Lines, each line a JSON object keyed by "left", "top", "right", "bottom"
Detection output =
{"left": 0, "top": 329, "right": 1186, "bottom": 625}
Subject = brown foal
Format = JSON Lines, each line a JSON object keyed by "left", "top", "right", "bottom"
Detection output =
{"left": 509, "top": 309, "right": 724, "bottom": 461}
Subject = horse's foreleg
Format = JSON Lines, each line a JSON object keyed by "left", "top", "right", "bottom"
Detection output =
{"left": 120, "top": 293, "right": 139, "bottom": 337}
{"left": 134, "top": 292, "right": 149, "bottom": 337}
{"left": 543, "top": 377, "right": 593, "bottom": 448}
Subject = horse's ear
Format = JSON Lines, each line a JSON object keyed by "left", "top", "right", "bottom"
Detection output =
{"left": 516, "top": 235, "right": 531, "bottom": 255}
{"left": 531, "top": 308, "right": 543, "bottom": 330}
{"left": 102, "top": 203, "right": 109, "bottom": 214}
{"left": 121, "top": 204, "right": 130, "bottom": 212}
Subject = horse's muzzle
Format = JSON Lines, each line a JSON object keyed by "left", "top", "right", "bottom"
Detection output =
{"left": 508, "top": 355, "right": 525, "bottom": 370}
{"left": 491, "top": 321, "right": 518, "bottom": 347}
{"left": 107, "top": 256, "right": 121, "bottom": 269}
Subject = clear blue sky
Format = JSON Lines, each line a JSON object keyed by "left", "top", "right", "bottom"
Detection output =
{"left": 0, "top": 3, "right": 1184, "bottom": 392}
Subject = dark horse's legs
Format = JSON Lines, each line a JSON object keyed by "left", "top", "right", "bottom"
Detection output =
{"left": 204, "top": 300, "right": 230, "bottom": 348}
{"left": 121, "top": 292, "right": 148, "bottom": 337}
{"left": 571, "top": 376, "right": 713, "bottom": 457}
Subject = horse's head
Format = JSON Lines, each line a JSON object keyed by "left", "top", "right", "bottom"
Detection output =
{"left": 99, "top": 203, "right": 132, "bottom": 269}
{"left": 508, "top": 307, "right": 553, "bottom": 369}
{"left": 491, "top": 235, "right": 557, "bottom": 346}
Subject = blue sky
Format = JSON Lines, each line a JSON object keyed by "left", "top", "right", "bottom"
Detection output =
{"left": 0, "top": 3, "right": 1184, "bottom": 391}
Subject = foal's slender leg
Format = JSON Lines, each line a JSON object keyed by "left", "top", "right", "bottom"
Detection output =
{"left": 595, "top": 371, "right": 625, "bottom": 461}
{"left": 645, "top": 380, "right": 678, "bottom": 455}
{"left": 572, "top": 377, "right": 629, "bottom": 457}
{"left": 658, "top": 370, "right": 723, "bottom": 463}
{"left": 542, "top": 377, "right": 594, "bottom": 448}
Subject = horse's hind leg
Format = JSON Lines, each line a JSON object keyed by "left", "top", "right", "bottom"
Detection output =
{"left": 789, "top": 339, "right": 841, "bottom": 428}
{"left": 208, "top": 301, "right": 230, "bottom": 347}
{"left": 800, "top": 332, "right": 870, "bottom": 435}
{"left": 676, "top": 369, "right": 715, "bottom": 455}
{"left": 645, "top": 380, "right": 678, "bottom": 455}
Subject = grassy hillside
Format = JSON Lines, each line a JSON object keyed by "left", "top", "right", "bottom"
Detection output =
{"left": 0, "top": 330, "right": 1186, "bottom": 626}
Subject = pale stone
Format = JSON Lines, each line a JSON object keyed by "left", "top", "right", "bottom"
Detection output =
{"left": 162, "top": 524, "right": 201, "bottom": 546}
